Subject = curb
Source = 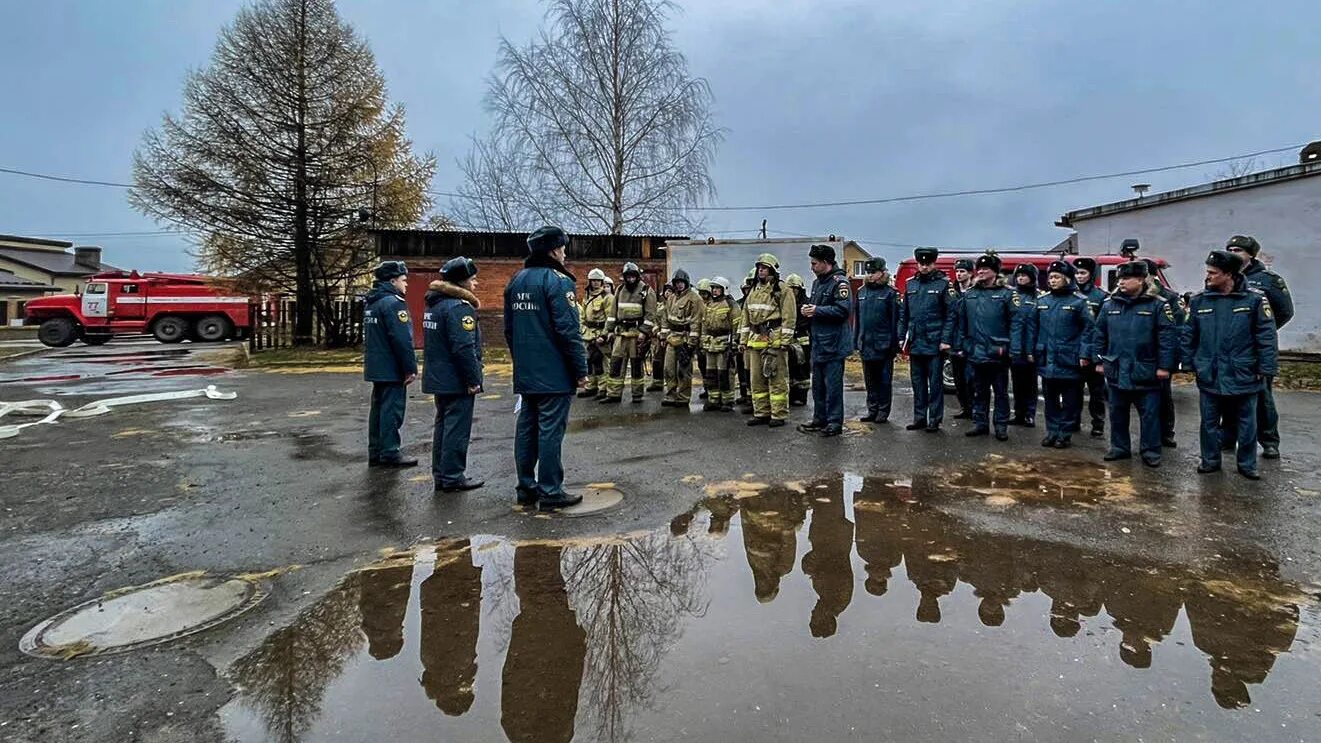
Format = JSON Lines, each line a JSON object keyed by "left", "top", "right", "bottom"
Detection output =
{"left": 0, "top": 347, "right": 49, "bottom": 365}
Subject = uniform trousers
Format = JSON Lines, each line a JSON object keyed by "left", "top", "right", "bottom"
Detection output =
{"left": 811, "top": 357, "right": 846, "bottom": 427}
{"left": 432, "top": 394, "right": 475, "bottom": 487}
{"left": 607, "top": 334, "right": 648, "bottom": 399}
{"left": 514, "top": 393, "right": 573, "bottom": 499}
{"left": 970, "top": 361, "right": 1010, "bottom": 433}
{"left": 1011, "top": 361, "right": 1038, "bottom": 421}
{"left": 1041, "top": 378, "right": 1081, "bottom": 440}
{"left": 368, "top": 382, "right": 407, "bottom": 462}
{"left": 1200, "top": 391, "right": 1258, "bottom": 472}
{"left": 910, "top": 354, "right": 945, "bottom": 425}
{"left": 862, "top": 355, "right": 895, "bottom": 420}
{"left": 1108, "top": 387, "right": 1161, "bottom": 460}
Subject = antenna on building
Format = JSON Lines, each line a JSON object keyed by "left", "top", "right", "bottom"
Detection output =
{"left": 1131, "top": 183, "right": 1151, "bottom": 199}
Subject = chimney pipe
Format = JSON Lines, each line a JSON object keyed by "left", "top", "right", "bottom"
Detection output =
{"left": 74, "top": 246, "right": 102, "bottom": 270}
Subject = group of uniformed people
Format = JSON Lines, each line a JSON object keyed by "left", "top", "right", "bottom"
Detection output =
{"left": 363, "top": 226, "right": 1293, "bottom": 505}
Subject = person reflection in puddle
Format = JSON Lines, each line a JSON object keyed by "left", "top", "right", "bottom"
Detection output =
{"left": 357, "top": 555, "right": 414, "bottom": 660}
{"left": 501, "top": 543, "right": 586, "bottom": 742}
{"left": 801, "top": 478, "right": 854, "bottom": 637}
{"left": 852, "top": 480, "right": 904, "bottom": 598}
{"left": 740, "top": 487, "right": 808, "bottom": 603}
{"left": 1186, "top": 571, "right": 1300, "bottom": 709}
{"left": 1099, "top": 563, "right": 1182, "bottom": 670}
{"left": 420, "top": 539, "right": 482, "bottom": 716}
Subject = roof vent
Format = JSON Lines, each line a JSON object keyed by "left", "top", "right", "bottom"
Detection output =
{"left": 1301, "top": 141, "right": 1321, "bottom": 164}
{"left": 74, "top": 246, "right": 103, "bottom": 270}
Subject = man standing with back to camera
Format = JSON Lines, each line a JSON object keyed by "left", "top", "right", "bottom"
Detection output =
{"left": 363, "top": 260, "right": 418, "bottom": 469}
{"left": 504, "top": 226, "right": 589, "bottom": 511}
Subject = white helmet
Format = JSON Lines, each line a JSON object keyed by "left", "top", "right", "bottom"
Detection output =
{"left": 588, "top": 268, "right": 607, "bottom": 281}
{"left": 604, "top": 276, "right": 615, "bottom": 286}
{"left": 709, "top": 276, "right": 730, "bottom": 291}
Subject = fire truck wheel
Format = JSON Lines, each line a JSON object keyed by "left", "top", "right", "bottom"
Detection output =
{"left": 152, "top": 316, "right": 189, "bottom": 344}
{"left": 194, "top": 315, "right": 232, "bottom": 343}
{"left": 82, "top": 334, "right": 112, "bottom": 346}
{"left": 38, "top": 317, "right": 79, "bottom": 348}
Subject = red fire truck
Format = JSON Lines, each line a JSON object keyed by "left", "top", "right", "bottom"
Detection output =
{"left": 24, "top": 271, "right": 254, "bottom": 347}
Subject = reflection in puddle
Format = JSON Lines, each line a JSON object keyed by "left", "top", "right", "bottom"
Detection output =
{"left": 223, "top": 475, "right": 1316, "bottom": 742}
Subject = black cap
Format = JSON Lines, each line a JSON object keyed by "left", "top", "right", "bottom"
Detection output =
{"left": 441, "top": 256, "right": 477, "bottom": 283}
{"left": 1206, "top": 249, "right": 1245, "bottom": 274}
{"left": 1047, "top": 260, "right": 1074, "bottom": 278}
{"left": 809, "top": 243, "right": 836, "bottom": 263}
{"left": 374, "top": 260, "right": 408, "bottom": 282}
{"left": 954, "top": 258, "right": 974, "bottom": 271}
{"left": 527, "top": 225, "right": 569, "bottom": 254}
{"left": 1226, "top": 235, "right": 1261, "bottom": 257}
{"left": 1013, "top": 263, "right": 1038, "bottom": 278}
{"left": 1072, "top": 257, "right": 1098, "bottom": 274}
{"left": 914, "top": 247, "right": 939, "bottom": 265}
{"left": 1116, "top": 260, "right": 1149, "bottom": 279}
{"left": 974, "top": 253, "right": 1001, "bottom": 272}
{"left": 864, "top": 257, "right": 887, "bottom": 273}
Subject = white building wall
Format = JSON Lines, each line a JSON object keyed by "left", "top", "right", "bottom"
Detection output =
{"left": 1069, "top": 176, "right": 1321, "bottom": 351}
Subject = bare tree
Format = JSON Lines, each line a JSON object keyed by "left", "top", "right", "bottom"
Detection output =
{"left": 131, "top": 0, "right": 435, "bottom": 345}
{"left": 453, "top": 0, "right": 721, "bottom": 235}
{"left": 1207, "top": 156, "right": 1260, "bottom": 181}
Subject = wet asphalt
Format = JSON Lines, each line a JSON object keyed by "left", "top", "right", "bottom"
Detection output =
{"left": 2, "top": 342, "right": 1321, "bottom": 742}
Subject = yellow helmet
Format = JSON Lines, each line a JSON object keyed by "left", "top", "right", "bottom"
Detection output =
{"left": 755, "top": 253, "right": 780, "bottom": 272}
{"left": 785, "top": 273, "right": 805, "bottom": 289}
{"left": 697, "top": 278, "right": 711, "bottom": 293}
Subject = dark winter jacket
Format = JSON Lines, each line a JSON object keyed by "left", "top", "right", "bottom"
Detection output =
{"left": 503, "top": 253, "right": 588, "bottom": 395}
{"left": 853, "top": 281, "right": 901, "bottom": 361}
{"left": 1242, "top": 259, "right": 1293, "bottom": 329}
{"left": 1078, "top": 278, "right": 1107, "bottom": 317}
{"left": 1093, "top": 284, "right": 1177, "bottom": 391}
{"left": 956, "top": 276, "right": 1022, "bottom": 364}
{"left": 808, "top": 268, "right": 854, "bottom": 361}
{"left": 422, "top": 281, "right": 483, "bottom": 395}
{"left": 1181, "top": 274, "right": 1279, "bottom": 396}
{"left": 363, "top": 280, "right": 418, "bottom": 383}
{"left": 1150, "top": 279, "right": 1188, "bottom": 368}
{"left": 1011, "top": 273, "right": 1041, "bottom": 364}
{"left": 1027, "top": 280, "right": 1095, "bottom": 381}
{"left": 898, "top": 270, "right": 957, "bottom": 356}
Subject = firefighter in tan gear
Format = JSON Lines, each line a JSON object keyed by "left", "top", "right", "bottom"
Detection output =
{"left": 784, "top": 273, "right": 812, "bottom": 407}
{"left": 661, "top": 269, "right": 705, "bottom": 406}
{"left": 740, "top": 253, "right": 797, "bottom": 427}
{"left": 648, "top": 283, "right": 672, "bottom": 392}
{"left": 578, "top": 268, "right": 612, "bottom": 399}
{"left": 701, "top": 276, "right": 738, "bottom": 412}
{"left": 736, "top": 268, "right": 756, "bottom": 412}
{"left": 602, "top": 262, "right": 657, "bottom": 404}
{"left": 696, "top": 278, "right": 712, "bottom": 400}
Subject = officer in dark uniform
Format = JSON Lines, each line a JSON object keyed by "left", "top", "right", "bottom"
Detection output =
{"left": 954, "top": 252, "right": 1022, "bottom": 441}
{"left": 503, "top": 226, "right": 589, "bottom": 510}
{"left": 1182, "top": 250, "right": 1279, "bottom": 479}
{"left": 950, "top": 258, "right": 975, "bottom": 418}
{"left": 422, "top": 256, "right": 484, "bottom": 493}
{"left": 1026, "top": 260, "right": 1095, "bottom": 448}
{"left": 1009, "top": 263, "right": 1040, "bottom": 427}
{"left": 798, "top": 244, "right": 854, "bottom": 437}
{"left": 1225, "top": 235, "right": 1292, "bottom": 459}
{"left": 898, "top": 247, "right": 957, "bottom": 432}
{"left": 1093, "top": 260, "right": 1177, "bottom": 467}
{"left": 1072, "top": 256, "right": 1109, "bottom": 437}
{"left": 854, "top": 257, "right": 901, "bottom": 423}
{"left": 363, "top": 260, "right": 418, "bottom": 468}
{"left": 1142, "top": 257, "right": 1186, "bottom": 448}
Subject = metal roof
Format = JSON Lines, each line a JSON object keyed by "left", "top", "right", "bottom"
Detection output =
{"left": 0, "top": 269, "right": 57, "bottom": 290}
{"left": 0, "top": 247, "right": 117, "bottom": 276}
{"left": 0, "top": 234, "right": 74, "bottom": 249}
{"left": 1058, "top": 161, "right": 1321, "bottom": 227}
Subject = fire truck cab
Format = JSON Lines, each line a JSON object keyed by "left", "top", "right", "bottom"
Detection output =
{"left": 24, "top": 271, "right": 253, "bottom": 347}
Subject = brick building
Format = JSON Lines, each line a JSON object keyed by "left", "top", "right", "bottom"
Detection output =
{"left": 370, "top": 229, "right": 687, "bottom": 346}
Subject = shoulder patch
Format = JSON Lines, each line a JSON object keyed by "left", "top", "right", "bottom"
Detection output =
{"left": 1263, "top": 302, "right": 1274, "bottom": 319}
{"left": 838, "top": 283, "right": 850, "bottom": 299}
{"left": 461, "top": 315, "right": 477, "bottom": 331}
{"left": 397, "top": 310, "right": 410, "bottom": 323}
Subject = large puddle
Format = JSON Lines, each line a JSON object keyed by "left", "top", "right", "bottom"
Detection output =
{"left": 221, "top": 475, "right": 1319, "bottom": 742}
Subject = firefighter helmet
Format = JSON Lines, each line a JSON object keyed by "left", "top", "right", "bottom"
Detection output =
{"left": 755, "top": 253, "right": 780, "bottom": 271}
{"left": 622, "top": 262, "right": 641, "bottom": 277}
{"left": 785, "top": 273, "right": 805, "bottom": 289}
{"left": 697, "top": 278, "right": 711, "bottom": 293}
{"left": 710, "top": 276, "right": 730, "bottom": 291}
{"left": 587, "top": 268, "right": 607, "bottom": 281}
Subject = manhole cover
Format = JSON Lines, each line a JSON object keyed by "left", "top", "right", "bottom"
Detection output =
{"left": 20, "top": 574, "right": 266, "bottom": 659}
{"left": 556, "top": 485, "right": 625, "bottom": 517}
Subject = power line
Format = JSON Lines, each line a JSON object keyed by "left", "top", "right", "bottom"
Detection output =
{"left": 0, "top": 166, "right": 133, "bottom": 188}
{"left": 693, "top": 144, "right": 1306, "bottom": 211}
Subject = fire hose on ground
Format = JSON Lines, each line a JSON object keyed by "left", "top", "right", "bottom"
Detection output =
{"left": 0, "top": 385, "right": 237, "bottom": 440}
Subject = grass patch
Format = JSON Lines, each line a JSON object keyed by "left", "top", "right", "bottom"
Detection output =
{"left": 1276, "top": 360, "right": 1321, "bottom": 391}
{"left": 248, "top": 346, "right": 365, "bottom": 368}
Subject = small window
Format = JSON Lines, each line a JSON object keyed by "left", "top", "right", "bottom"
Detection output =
{"left": 85, "top": 282, "right": 108, "bottom": 295}
{"left": 121, "top": 284, "right": 140, "bottom": 294}
{"left": 853, "top": 260, "right": 869, "bottom": 277}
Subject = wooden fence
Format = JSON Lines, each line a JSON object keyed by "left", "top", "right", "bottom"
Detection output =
{"left": 248, "top": 297, "right": 364, "bottom": 350}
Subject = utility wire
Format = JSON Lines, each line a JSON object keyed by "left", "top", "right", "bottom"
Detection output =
{"left": 0, "top": 166, "right": 133, "bottom": 188}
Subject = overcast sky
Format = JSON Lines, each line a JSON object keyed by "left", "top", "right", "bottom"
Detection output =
{"left": 1, "top": 0, "right": 1317, "bottom": 272}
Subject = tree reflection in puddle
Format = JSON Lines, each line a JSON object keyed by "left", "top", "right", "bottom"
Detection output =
{"left": 223, "top": 474, "right": 1316, "bottom": 742}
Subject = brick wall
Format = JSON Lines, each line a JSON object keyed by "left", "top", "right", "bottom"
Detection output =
{"left": 401, "top": 257, "right": 666, "bottom": 347}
